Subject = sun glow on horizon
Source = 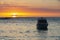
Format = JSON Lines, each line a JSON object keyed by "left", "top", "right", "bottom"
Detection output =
{"left": 12, "top": 13, "right": 16, "bottom": 17}
{"left": 10, "top": 12, "right": 29, "bottom": 17}
{"left": 0, "top": 11, "right": 60, "bottom": 17}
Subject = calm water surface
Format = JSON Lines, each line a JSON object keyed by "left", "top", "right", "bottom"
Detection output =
{"left": 0, "top": 17, "right": 60, "bottom": 40}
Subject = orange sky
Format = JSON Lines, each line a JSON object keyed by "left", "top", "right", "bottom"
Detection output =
{"left": 0, "top": 0, "right": 60, "bottom": 17}
{"left": 0, "top": 6, "right": 60, "bottom": 17}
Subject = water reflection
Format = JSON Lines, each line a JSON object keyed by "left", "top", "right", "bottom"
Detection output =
{"left": 55, "top": 36, "right": 60, "bottom": 40}
{"left": 37, "top": 30, "right": 48, "bottom": 40}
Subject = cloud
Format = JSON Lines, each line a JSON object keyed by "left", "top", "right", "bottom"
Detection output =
{"left": 0, "top": 0, "right": 60, "bottom": 9}
{"left": 0, "top": 0, "right": 60, "bottom": 13}
{"left": 0, "top": 4, "right": 60, "bottom": 13}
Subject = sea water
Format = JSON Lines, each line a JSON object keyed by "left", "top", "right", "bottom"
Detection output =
{"left": 0, "top": 17, "right": 60, "bottom": 40}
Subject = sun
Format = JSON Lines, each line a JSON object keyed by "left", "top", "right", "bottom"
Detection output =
{"left": 12, "top": 13, "right": 17, "bottom": 17}
{"left": 10, "top": 12, "right": 29, "bottom": 17}
{"left": 12, "top": 15, "right": 16, "bottom": 17}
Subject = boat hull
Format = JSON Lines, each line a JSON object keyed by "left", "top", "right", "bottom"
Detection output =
{"left": 37, "top": 23, "right": 48, "bottom": 30}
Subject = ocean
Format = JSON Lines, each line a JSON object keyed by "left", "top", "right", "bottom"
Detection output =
{"left": 0, "top": 17, "right": 60, "bottom": 40}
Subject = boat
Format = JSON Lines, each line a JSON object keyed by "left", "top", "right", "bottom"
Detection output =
{"left": 37, "top": 17, "right": 48, "bottom": 30}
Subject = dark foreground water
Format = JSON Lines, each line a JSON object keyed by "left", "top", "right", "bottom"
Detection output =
{"left": 0, "top": 17, "right": 60, "bottom": 40}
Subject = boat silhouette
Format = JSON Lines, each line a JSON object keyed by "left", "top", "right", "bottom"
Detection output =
{"left": 37, "top": 17, "right": 48, "bottom": 30}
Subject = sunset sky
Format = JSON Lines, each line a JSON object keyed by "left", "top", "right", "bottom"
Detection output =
{"left": 0, "top": 0, "right": 60, "bottom": 17}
